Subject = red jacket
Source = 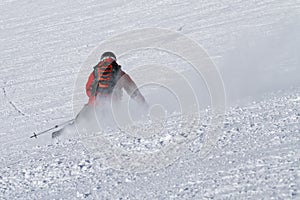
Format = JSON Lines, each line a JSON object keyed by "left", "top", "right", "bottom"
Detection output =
{"left": 86, "top": 69, "right": 146, "bottom": 105}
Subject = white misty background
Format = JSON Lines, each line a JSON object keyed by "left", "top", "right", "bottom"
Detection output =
{"left": 221, "top": 23, "right": 300, "bottom": 105}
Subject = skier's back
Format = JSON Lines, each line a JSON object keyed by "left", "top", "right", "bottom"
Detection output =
{"left": 85, "top": 51, "right": 147, "bottom": 106}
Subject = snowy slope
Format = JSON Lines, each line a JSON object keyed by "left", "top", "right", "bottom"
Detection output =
{"left": 0, "top": 0, "right": 300, "bottom": 199}
{"left": 1, "top": 90, "right": 299, "bottom": 199}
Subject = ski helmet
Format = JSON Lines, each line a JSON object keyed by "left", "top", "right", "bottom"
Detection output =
{"left": 100, "top": 51, "right": 116, "bottom": 61}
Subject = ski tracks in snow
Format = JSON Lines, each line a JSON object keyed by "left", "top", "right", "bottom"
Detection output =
{"left": 2, "top": 86, "right": 27, "bottom": 117}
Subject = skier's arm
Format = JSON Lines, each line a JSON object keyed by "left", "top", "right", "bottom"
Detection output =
{"left": 85, "top": 72, "right": 95, "bottom": 97}
{"left": 122, "top": 73, "right": 147, "bottom": 105}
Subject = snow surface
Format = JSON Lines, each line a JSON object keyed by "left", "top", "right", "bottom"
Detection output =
{"left": 1, "top": 0, "right": 300, "bottom": 199}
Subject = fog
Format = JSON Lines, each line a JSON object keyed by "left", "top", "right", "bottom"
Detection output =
{"left": 220, "top": 22, "right": 300, "bottom": 105}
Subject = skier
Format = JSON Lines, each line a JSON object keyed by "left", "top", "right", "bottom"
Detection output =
{"left": 52, "top": 52, "right": 148, "bottom": 138}
{"left": 85, "top": 51, "right": 147, "bottom": 107}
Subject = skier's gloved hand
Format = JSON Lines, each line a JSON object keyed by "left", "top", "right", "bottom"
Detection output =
{"left": 140, "top": 101, "right": 150, "bottom": 117}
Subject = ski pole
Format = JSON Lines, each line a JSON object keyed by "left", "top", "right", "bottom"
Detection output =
{"left": 30, "top": 119, "right": 75, "bottom": 138}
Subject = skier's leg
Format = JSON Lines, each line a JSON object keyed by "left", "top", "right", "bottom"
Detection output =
{"left": 75, "top": 104, "right": 89, "bottom": 120}
{"left": 52, "top": 104, "right": 91, "bottom": 139}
